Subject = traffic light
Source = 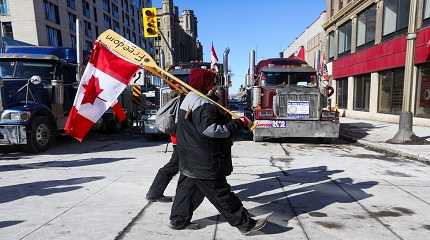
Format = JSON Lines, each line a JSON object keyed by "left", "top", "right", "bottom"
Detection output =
{"left": 142, "top": 8, "right": 158, "bottom": 38}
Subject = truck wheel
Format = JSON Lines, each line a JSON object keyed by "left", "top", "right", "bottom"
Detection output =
{"left": 25, "top": 117, "right": 53, "bottom": 153}
{"left": 253, "top": 134, "right": 264, "bottom": 142}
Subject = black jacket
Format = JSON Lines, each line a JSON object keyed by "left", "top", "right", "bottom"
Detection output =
{"left": 176, "top": 92, "right": 241, "bottom": 180}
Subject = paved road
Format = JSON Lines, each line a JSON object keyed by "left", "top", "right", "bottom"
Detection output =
{"left": 1, "top": 134, "right": 430, "bottom": 240}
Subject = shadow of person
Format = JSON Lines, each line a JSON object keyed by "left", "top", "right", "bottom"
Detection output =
{"left": 0, "top": 220, "right": 25, "bottom": 229}
{"left": 0, "top": 176, "right": 104, "bottom": 204}
{"left": 0, "top": 157, "right": 134, "bottom": 172}
{"left": 192, "top": 166, "right": 377, "bottom": 235}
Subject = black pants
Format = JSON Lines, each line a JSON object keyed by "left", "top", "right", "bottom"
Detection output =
{"left": 170, "top": 174, "right": 255, "bottom": 231}
{"left": 146, "top": 146, "right": 179, "bottom": 199}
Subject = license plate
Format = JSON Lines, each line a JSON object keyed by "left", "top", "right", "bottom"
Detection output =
{"left": 271, "top": 120, "right": 288, "bottom": 128}
{"left": 255, "top": 120, "right": 288, "bottom": 128}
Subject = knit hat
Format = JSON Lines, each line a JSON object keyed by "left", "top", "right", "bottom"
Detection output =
{"left": 188, "top": 68, "right": 216, "bottom": 94}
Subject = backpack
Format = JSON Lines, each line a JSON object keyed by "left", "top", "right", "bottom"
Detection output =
{"left": 155, "top": 95, "right": 181, "bottom": 134}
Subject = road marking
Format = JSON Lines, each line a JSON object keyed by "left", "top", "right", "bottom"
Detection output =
{"left": 384, "top": 179, "right": 430, "bottom": 206}
{"left": 114, "top": 201, "right": 153, "bottom": 240}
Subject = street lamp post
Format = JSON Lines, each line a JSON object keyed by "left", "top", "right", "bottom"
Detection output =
{"left": 389, "top": 0, "right": 419, "bottom": 143}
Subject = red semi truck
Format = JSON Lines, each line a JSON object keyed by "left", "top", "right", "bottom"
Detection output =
{"left": 246, "top": 56, "right": 339, "bottom": 142}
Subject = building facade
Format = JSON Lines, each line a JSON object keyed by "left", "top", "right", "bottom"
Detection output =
{"left": 324, "top": 0, "right": 430, "bottom": 126}
{"left": 284, "top": 11, "right": 327, "bottom": 69}
{"left": 0, "top": 0, "right": 155, "bottom": 57}
{"left": 155, "top": 0, "right": 203, "bottom": 68}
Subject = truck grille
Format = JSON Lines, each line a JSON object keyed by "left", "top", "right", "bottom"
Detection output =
{"left": 277, "top": 93, "right": 319, "bottom": 120}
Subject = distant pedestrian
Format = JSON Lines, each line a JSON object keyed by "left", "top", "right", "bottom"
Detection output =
{"left": 169, "top": 68, "right": 266, "bottom": 235}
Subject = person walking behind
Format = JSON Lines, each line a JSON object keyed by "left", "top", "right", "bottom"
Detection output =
{"left": 145, "top": 133, "right": 178, "bottom": 202}
{"left": 146, "top": 89, "right": 182, "bottom": 203}
{"left": 170, "top": 68, "right": 267, "bottom": 235}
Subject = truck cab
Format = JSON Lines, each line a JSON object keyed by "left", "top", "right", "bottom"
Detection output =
{"left": 248, "top": 57, "right": 339, "bottom": 142}
{"left": 0, "top": 47, "right": 78, "bottom": 152}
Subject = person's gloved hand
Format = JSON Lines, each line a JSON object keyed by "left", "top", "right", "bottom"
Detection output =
{"left": 239, "top": 116, "right": 253, "bottom": 129}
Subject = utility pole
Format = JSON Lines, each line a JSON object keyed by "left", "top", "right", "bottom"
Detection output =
{"left": 0, "top": 20, "right": 4, "bottom": 53}
{"left": 76, "top": 18, "right": 82, "bottom": 82}
{"left": 389, "top": 0, "right": 419, "bottom": 143}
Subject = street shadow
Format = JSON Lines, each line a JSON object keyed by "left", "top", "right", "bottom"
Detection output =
{"left": 0, "top": 176, "right": 104, "bottom": 204}
{"left": 0, "top": 157, "right": 135, "bottom": 172}
{"left": 0, "top": 220, "right": 25, "bottom": 229}
{"left": 340, "top": 122, "right": 388, "bottom": 140}
{"left": 0, "top": 132, "right": 167, "bottom": 156}
{"left": 193, "top": 166, "right": 377, "bottom": 235}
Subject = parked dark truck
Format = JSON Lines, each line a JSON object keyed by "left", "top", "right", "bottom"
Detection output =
{"left": 247, "top": 57, "right": 339, "bottom": 142}
{"left": 0, "top": 47, "right": 78, "bottom": 152}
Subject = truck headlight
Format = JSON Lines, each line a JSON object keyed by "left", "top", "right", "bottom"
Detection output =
{"left": 1, "top": 110, "right": 31, "bottom": 122}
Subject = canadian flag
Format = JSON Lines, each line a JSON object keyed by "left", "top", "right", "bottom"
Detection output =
{"left": 210, "top": 43, "right": 219, "bottom": 72}
{"left": 65, "top": 42, "right": 139, "bottom": 142}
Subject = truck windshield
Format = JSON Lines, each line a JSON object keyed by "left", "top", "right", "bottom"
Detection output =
{"left": 263, "top": 71, "right": 317, "bottom": 87}
{"left": 0, "top": 60, "right": 55, "bottom": 79}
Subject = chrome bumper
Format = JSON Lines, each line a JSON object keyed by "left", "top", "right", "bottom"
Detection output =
{"left": 144, "top": 120, "right": 162, "bottom": 134}
{"left": 0, "top": 125, "right": 27, "bottom": 145}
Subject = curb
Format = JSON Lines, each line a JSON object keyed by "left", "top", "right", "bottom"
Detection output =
{"left": 339, "top": 133, "right": 430, "bottom": 165}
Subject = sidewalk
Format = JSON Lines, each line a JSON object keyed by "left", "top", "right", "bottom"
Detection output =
{"left": 340, "top": 117, "right": 430, "bottom": 164}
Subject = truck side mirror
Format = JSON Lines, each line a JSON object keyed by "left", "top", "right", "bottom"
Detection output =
{"left": 30, "top": 75, "right": 42, "bottom": 85}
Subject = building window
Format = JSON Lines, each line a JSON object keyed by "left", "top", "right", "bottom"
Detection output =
{"left": 132, "top": 32, "right": 136, "bottom": 43}
{"left": 95, "top": 26, "right": 99, "bottom": 37}
{"left": 424, "top": 0, "right": 430, "bottom": 21}
{"left": 67, "top": 0, "right": 76, "bottom": 10}
{"left": 357, "top": 4, "right": 376, "bottom": 48}
{"left": 84, "top": 21, "right": 92, "bottom": 39}
{"left": 82, "top": 0, "right": 91, "bottom": 18}
{"left": 416, "top": 63, "right": 430, "bottom": 118}
{"left": 124, "top": 14, "right": 130, "bottom": 27}
{"left": 85, "top": 40, "right": 93, "bottom": 51}
{"left": 70, "top": 34, "right": 76, "bottom": 49}
{"left": 0, "top": 0, "right": 9, "bottom": 16}
{"left": 113, "top": 20, "right": 120, "bottom": 33}
{"left": 44, "top": 1, "right": 60, "bottom": 24}
{"left": 103, "top": 14, "right": 111, "bottom": 29}
{"left": 2, "top": 22, "right": 13, "bottom": 38}
{"left": 338, "top": 20, "right": 352, "bottom": 55}
{"left": 354, "top": 74, "right": 371, "bottom": 112}
{"left": 103, "top": 0, "right": 110, "bottom": 13}
{"left": 328, "top": 31, "right": 335, "bottom": 59}
{"left": 339, "top": 0, "right": 343, "bottom": 10}
{"left": 68, "top": 13, "right": 76, "bottom": 32}
{"left": 378, "top": 69, "right": 404, "bottom": 114}
{"left": 336, "top": 78, "right": 348, "bottom": 109}
{"left": 112, "top": 4, "right": 119, "bottom": 19}
{"left": 131, "top": 19, "right": 135, "bottom": 30}
{"left": 93, "top": 7, "right": 98, "bottom": 22}
{"left": 383, "top": 0, "right": 410, "bottom": 36}
{"left": 47, "top": 26, "right": 62, "bottom": 47}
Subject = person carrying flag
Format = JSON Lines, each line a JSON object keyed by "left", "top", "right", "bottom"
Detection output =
{"left": 169, "top": 68, "right": 267, "bottom": 235}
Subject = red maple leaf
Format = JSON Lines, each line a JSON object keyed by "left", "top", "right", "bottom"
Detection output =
{"left": 81, "top": 75, "right": 104, "bottom": 105}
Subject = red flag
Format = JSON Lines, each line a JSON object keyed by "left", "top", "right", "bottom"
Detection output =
{"left": 210, "top": 43, "right": 219, "bottom": 72}
{"left": 296, "top": 46, "right": 305, "bottom": 61}
{"left": 64, "top": 42, "right": 139, "bottom": 142}
{"left": 112, "top": 100, "right": 127, "bottom": 122}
